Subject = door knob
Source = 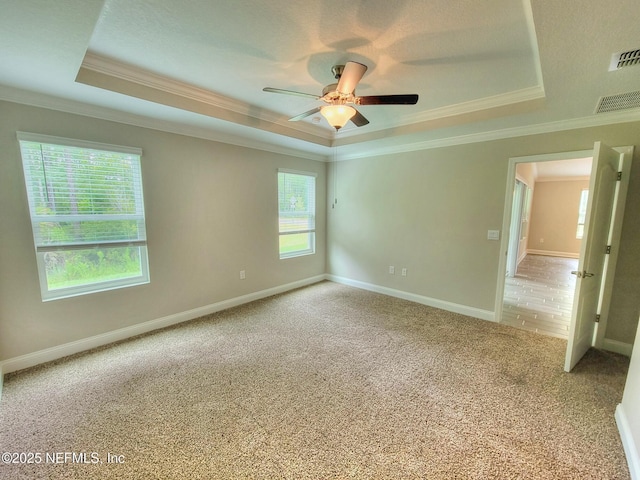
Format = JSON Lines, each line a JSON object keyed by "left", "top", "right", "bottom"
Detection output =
{"left": 571, "top": 270, "right": 594, "bottom": 278}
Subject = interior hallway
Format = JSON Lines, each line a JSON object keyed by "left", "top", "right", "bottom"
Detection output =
{"left": 501, "top": 254, "right": 579, "bottom": 339}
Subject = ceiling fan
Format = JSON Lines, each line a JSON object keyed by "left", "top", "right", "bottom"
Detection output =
{"left": 263, "top": 61, "right": 419, "bottom": 130}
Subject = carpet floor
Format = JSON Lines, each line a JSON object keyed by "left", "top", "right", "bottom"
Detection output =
{"left": 0, "top": 281, "right": 631, "bottom": 479}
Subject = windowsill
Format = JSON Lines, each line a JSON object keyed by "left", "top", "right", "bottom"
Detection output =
{"left": 279, "top": 250, "right": 315, "bottom": 260}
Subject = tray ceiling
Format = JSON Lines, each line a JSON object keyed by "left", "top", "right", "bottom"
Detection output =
{"left": 2, "top": 0, "right": 640, "bottom": 160}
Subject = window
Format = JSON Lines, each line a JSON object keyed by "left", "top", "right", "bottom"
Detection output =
{"left": 18, "top": 133, "right": 150, "bottom": 301}
{"left": 278, "top": 169, "right": 316, "bottom": 259}
{"left": 576, "top": 189, "right": 589, "bottom": 239}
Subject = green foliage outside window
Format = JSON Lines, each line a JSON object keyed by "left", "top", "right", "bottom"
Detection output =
{"left": 19, "top": 136, "right": 149, "bottom": 297}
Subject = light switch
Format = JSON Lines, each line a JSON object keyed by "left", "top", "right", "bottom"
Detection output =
{"left": 487, "top": 230, "right": 500, "bottom": 241}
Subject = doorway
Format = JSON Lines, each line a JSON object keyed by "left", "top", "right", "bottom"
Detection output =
{"left": 495, "top": 145, "right": 633, "bottom": 371}
{"left": 506, "top": 179, "right": 527, "bottom": 278}
{"left": 500, "top": 156, "right": 592, "bottom": 339}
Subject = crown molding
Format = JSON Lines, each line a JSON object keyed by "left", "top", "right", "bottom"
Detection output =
{"left": 0, "top": 86, "right": 328, "bottom": 162}
{"left": 81, "top": 52, "right": 250, "bottom": 115}
{"left": 335, "top": 108, "right": 640, "bottom": 161}
{"left": 78, "top": 52, "right": 333, "bottom": 143}
{"left": 408, "top": 86, "right": 546, "bottom": 124}
{"left": 338, "top": 85, "right": 546, "bottom": 140}
{"left": 78, "top": 54, "right": 551, "bottom": 148}
{"left": 3, "top": 82, "right": 640, "bottom": 165}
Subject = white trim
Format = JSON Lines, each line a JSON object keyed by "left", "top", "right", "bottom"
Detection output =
{"left": 526, "top": 249, "right": 580, "bottom": 259}
{"left": 603, "top": 339, "right": 634, "bottom": 357}
{"left": 509, "top": 150, "right": 594, "bottom": 163}
{"left": 335, "top": 112, "right": 640, "bottom": 161}
{"left": 327, "top": 275, "right": 495, "bottom": 322}
{"left": 0, "top": 275, "right": 326, "bottom": 376}
{"left": 78, "top": 53, "right": 330, "bottom": 141}
{"left": 17, "top": 131, "right": 142, "bottom": 156}
{"left": 1, "top": 87, "right": 328, "bottom": 162}
{"left": 338, "top": 86, "right": 546, "bottom": 139}
{"left": 0, "top": 364, "right": 3, "bottom": 404}
{"left": 277, "top": 168, "right": 318, "bottom": 177}
{"left": 616, "top": 404, "right": 640, "bottom": 480}
{"left": 405, "top": 87, "right": 545, "bottom": 125}
{"left": 4, "top": 84, "right": 640, "bottom": 164}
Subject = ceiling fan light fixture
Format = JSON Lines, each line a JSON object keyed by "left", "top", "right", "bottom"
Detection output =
{"left": 320, "top": 105, "right": 356, "bottom": 130}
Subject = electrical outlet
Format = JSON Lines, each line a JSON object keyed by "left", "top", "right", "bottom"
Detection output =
{"left": 540, "top": 238, "right": 544, "bottom": 243}
{"left": 240, "top": 270, "right": 246, "bottom": 280}
{"left": 389, "top": 266, "right": 395, "bottom": 274}
{"left": 401, "top": 268, "right": 407, "bottom": 276}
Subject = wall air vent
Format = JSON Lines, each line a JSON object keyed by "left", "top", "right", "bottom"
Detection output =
{"left": 609, "top": 49, "right": 640, "bottom": 71}
{"left": 595, "top": 91, "right": 640, "bottom": 113}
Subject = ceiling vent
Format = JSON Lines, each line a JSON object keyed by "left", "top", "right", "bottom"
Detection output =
{"left": 609, "top": 49, "right": 640, "bottom": 71}
{"left": 596, "top": 91, "right": 640, "bottom": 113}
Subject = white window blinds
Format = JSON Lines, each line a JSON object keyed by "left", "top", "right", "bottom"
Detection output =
{"left": 18, "top": 132, "right": 149, "bottom": 300}
{"left": 19, "top": 134, "right": 146, "bottom": 250}
{"left": 278, "top": 170, "right": 316, "bottom": 258}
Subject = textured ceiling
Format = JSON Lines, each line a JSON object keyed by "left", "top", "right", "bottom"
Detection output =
{"left": 534, "top": 158, "right": 593, "bottom": 181}
{"left": 1, "top": 0, "right": 640, "bottom": 161}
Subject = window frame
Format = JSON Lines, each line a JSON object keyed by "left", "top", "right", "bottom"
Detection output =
{"left": 17, "top": 132, "right": 150, "bottom": 301}
{"left": 576, "top": 188, "right": 589, "bottom": 239}
{"left": 277, "top": 169, "right": 317, "bottom": 259}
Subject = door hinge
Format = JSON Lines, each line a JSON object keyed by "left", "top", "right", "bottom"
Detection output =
{"left": 595, "top": 314, "right": 601, "bottom": 323}
{"left": 617, "top": 171, "right": 622, "bottom": 181}
{"left": 606, "top": 245, "right": 612, "bottom": 254}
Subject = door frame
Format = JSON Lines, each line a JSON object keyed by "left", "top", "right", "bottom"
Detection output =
{"left": 494, "top": 146, "right": 633, "bottom": 352}
{"left": 495, "top": 148, "right": 593, "bottom": 324}
{"left": 506, "top": 179, "right": 525, "bottom": 277}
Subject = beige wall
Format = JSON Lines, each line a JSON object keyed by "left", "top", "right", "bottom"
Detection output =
{"left": 1, "top": 100, "right": 639, "bottom": 363}
{"left": 327, "top": 122, "right": 640, "bottom": 346}
{"left": 327, "top": 147, "right": 504, "bottom": 311}
{"left": 527, "top": 179, "right": 590, "bottom": 256}
{"left": 0, "top": 101, "right": 326, "bottom": 360}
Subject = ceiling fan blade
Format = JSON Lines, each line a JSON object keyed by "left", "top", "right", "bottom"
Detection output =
{"left": 350, "top": 109, "right": 369, "bottom": 127}
{"left": 336, "top": 61, "right": 368, "bottom": 94}
{"left": 263, "top": 87, "right": 320, "bottom": 100}
{"left": 356, "top": 94, "right": 419, "bottom": 105}
{"left": 288, "top": 107, "right": 321, "bottom": 122}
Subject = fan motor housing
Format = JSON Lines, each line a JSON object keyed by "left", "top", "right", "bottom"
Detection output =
{"left": 322, "top": 83, "right": 355, "bottom": 103}
{"left": 322, "top": 83, "right": 339, "bottom": 97}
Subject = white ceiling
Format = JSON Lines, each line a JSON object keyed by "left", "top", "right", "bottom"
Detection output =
{"left": 2, "top": 0, "right": 640, "bottom": 162}
{"left": 534, "top": 158, "right": 593, "bottom": 181}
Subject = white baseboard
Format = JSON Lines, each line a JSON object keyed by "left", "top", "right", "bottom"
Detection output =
{"left": 327, "top": 275, "right": 495, "bottom": 322}
{"left": 527, "top": 249, "right": 580, "bottom": 259}
{"left": 603, "top": 339, "right": 634, "bottom": 357}
{"left": 616, "top": 403, "right": 640, "bottom": 480}
{"left": 517, "top": 250, "right": 528, "bottom": 266}
{"left": 0, "top": 275, "right": 326, "bottom": 378}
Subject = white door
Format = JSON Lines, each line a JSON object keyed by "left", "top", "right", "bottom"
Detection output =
{"left": 564, "top": 142, "right": 620, "bottom": 372}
